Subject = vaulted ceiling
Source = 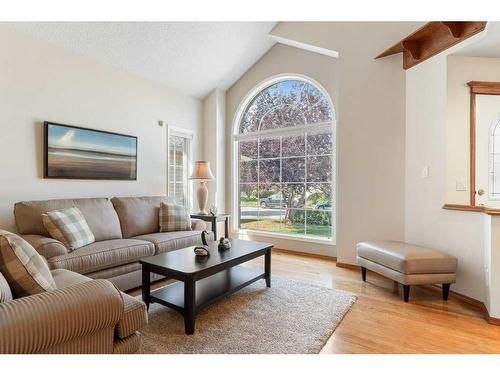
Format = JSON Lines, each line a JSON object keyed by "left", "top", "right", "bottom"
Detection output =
{"left": 7, "top": 22, "right": 277, "bottom": 98}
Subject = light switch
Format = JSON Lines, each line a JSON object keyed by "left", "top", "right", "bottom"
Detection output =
{"left": 421, "top": 166, "right": 429, "bottom": 179}
{"left": 456, "top": 180, "right": 467, "bottom": 191}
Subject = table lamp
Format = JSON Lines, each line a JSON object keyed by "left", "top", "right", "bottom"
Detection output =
{"left": 189, "top": 161, "right": 215, "bottom": 215}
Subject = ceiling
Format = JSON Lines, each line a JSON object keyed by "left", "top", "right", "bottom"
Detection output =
{"left": 453, "top": 22, "right": 500, "bottom": 58}
{"left": 7, "top": 22, "right": 277, "bottom": 98}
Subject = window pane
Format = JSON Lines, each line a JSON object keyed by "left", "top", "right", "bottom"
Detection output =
{"left": 283, "top": 183, "right": 305, "bottom": 209}
{"left": 306, "top": 210, "right": 332, "bottom": 239}
{"left": 307, "top": 132, "right": 332, "bottom": 155}
{"left": 239, "top": 140, "right": 258, "bottom": 160}
{"left": 257, "top": 184, "right": 283, "bottom": 232}
{"left": 306, "top": 183, "right": 332, "bottom": 209}
{"left": 240, "top": 160, "right": 258, "bottom": 183}
{"left": 239, "top": 79, "right": 333, "bottom": 134}
{"left": 282, "top": 209, "right": 305, "bottom": 236}
{"left": 259, "top": 183, "right": 281, "bottom": 208}
{"left": 240, "top": 183, "right": 258, "bottom": 230}
{"left": 259, "top": 137, "right": 280, "bottom": 159}
{"left": 282, "top": 135, "right": 305, "bottom": 157}
{"left": 307, "top": 156, "right": 332, "bottom": 182}
{"left": 282, "top": 157, "right": 305, "bottom": 182}
{"left": 259, "top": 159, "right": 280, "bottom": 183}
{"left": 240, "top": 183, "right": 258, "bottom": 207}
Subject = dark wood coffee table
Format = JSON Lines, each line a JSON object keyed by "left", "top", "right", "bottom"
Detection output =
{"left": 139, "top": 238, "right": 272, "bottom": 334}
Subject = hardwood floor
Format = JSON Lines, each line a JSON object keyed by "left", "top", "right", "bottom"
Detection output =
{"left": 132, "top": 249, "right": 500, "bottom": 354}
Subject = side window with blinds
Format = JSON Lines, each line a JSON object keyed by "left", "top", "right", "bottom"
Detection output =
{"left": 168, "top": 132, "right": 192, "bottom": 207}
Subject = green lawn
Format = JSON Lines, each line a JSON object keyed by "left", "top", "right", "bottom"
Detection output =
{"left": 240, "top": 217, "right": 331, "bottom": 239}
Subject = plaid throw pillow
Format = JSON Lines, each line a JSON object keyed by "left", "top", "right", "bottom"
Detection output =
{"left": 0, "top": 230, "right": 56, "bottom": 298}
{"left": 159, "top": 202, "right": 192, "bottom": 232}
{"left": 42, "top": 207, "right": 95, "bottom": 251}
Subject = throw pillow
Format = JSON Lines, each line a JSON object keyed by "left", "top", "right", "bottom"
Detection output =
{"left": 0, "top": 230, "right": 56, "bottom": 298}
{"left": 42, "top": 207, "right": 95, "bottom": 251}
{"left": 0, "top": 271, "right": 13, "bottom": 303}
{"left": 159, "top": 202, "right": 192, "bottom": 232}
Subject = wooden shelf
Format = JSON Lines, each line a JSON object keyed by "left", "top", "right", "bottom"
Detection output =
{"left": 150, "top": 266, "right": 265, "bottom": 313}
{"left": 442, "top": 204, "right": 500, "bottom": 216}
{"left": 376, "top": 22, "right": 487, "bottom": 70}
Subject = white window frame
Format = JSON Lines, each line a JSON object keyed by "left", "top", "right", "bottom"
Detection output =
{"left": 166, "top": 125, "right": 194, "bottom": 209}
{"left": 230, "top": 74, "right": 337, "bottom": 245}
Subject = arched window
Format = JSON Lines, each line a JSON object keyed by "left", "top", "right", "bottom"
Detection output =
{"left": 233, "top": 76, "right": 335, "bottom": 241}
{"left": 490, "top": 119, "right": 500, "bottom": 198}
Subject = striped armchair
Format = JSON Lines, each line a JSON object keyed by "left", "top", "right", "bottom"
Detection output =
{"left": 0, "top": 269, "right": 147, "bottom": 354}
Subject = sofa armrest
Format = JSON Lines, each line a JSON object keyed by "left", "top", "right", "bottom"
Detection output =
{"left": 21, "top": 234, "right": 68, "bottom": 260}
{"left": 191, "top": 218, "right": 206, "bottom": 231}
{"left": 0, "top": 279, "right": 123, "bottom": 354}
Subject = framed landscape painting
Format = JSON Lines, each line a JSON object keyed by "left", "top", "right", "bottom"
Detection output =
{"left": 44, "top": 122, "right": 137, "bottom": 180}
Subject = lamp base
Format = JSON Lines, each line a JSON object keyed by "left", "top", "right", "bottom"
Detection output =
{"left": 196, "top": 181, "right": 209, "bottom": 216}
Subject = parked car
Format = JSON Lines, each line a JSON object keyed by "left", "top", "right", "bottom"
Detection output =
{"left": 260, "top": 193, "right": 287, "bottom": 208}
{"left": 315, "top": 201, "right": 332, "bottom": 210}
{"left": 259, "top": 194, "right": 302, "bottom": 209}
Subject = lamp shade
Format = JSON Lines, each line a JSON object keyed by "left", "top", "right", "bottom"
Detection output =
{"left": 189, "top": 161, "right": 215, "bottom": 180}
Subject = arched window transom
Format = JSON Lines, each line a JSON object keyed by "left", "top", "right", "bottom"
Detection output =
{"left": 234, "top": 77, "right": 335, "bottom": 241}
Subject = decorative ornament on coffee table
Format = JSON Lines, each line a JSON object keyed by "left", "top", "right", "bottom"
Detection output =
{"left": 218, "top": 237, "right": 231, "bottom": 251}
{"left": 209, "top": 205, "right": 218, "bottom": 216}
{"left": 194, "top": 230, "right": 212, "bottom": 257}
{"left": 194, "top": 246, "right": 210, "bottom": 256}
{"left": 189, "top": 161, "right": 215, "bottom": 215}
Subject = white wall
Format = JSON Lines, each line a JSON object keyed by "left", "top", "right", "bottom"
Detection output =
{"left": 446, "top": 56, "right": 500, "bottom": 204}
{"left": 203, "top": 89, "right": 226, "bottom": 211}
{"left": 405, "top": 51, "right": 487, "bottom": 300}
{"left": 0, "top": 26, "right": 203, "bottom": 232}
{"left": 267, "top": 22, "right": 422, "bottom": 262}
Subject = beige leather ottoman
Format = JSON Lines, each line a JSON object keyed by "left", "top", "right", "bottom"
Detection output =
{"left": 356, "top": 241, "right": 457, "bottom": 302}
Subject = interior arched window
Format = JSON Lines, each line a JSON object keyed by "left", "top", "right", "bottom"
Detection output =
{"left": 234, "top": 78, "right": 335, "bottom": 240}
{"left": 490, "top": 119, "right": 500, "bottom": 198}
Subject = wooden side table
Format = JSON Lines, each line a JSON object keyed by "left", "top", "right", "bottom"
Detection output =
{"left": 190, "top": 214, "right": 230, "bottom": 239}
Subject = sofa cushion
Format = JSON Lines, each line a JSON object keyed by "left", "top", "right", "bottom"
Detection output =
{"left": 0, "top": 230, "right": 56, "bottom": 298}
{"left": 42, "top": 207, "right": 96, "bottom": 251}
{"left": 51, "top": 268, "right": 92, "bottom": 289}
{"left": 111, "top": 196, "right": 175, "bottom": 238}
{"left": 48, "top": 239, "right": 155, "bottom": 275}
{"left": 134, "top": 231, "right": 202, "bottom": 254}
{"left": 356, "top": 240, "right": 458, "bottom": 275}
{"left": 159, "top": 202, "right": 191, "bottom": 232}
{"left": 21, "top": 235, "right": 68, "bottom": 260}
{"left": 0, "top": 272, "right": 13, "bottom": 303}
{"left": 116, "top": 293, "right": 147, "bottom": 339}
{"left": 14, "top": 198, "right": 122, "bottom": 241}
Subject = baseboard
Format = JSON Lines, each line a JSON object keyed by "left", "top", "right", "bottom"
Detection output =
{"left": 336, "top": 262, "right": 361, "bottom": 270}
{"left": 413, "top": 284, "right": 500, "bottom": 326}
{"left": 273, "top": 248, "right": 336, "bottom": 261}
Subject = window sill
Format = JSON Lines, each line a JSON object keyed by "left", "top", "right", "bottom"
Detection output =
{"left": 442, "top": 204, "right": 500, "bottom": 215}
{"left": 233, "top": 229, "right": 336, "bottom": 246}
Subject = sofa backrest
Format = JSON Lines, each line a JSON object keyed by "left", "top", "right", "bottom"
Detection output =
{"left": 14, "top": 198, "right": 123, "bottom": 242}
{"left": 111, "top": 196, "right": 174, "bottom": 238}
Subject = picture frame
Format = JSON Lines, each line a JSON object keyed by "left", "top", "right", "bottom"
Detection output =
{"left": 44, "top": 122, "right": 138, "bottom": 180}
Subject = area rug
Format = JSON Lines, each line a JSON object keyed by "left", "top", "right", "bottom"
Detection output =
{"left": 139, "top": 276, "right": 356, "bottom": 354}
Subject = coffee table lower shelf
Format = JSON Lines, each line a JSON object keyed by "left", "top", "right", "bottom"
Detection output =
{"left": 150, "top": 265, "right": 265, "bottom": 316}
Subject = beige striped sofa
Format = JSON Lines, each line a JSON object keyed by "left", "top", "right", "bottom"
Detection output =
{"left": 0, "top": 268, "right": 147, "bottom": 354}
{"left": 14, "top": 196, "right": 205, "bottom": 291}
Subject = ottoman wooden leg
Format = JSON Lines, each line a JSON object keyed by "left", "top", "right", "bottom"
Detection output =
{"left": 403, "top": 285, "right": 410, "bottom": 302}
{"left": 442, "top": 283, "right": 450, "bottom": 301}
{"left": 361, "top": 267, "right": 367, "bottom": 282}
